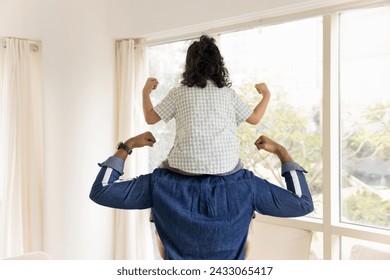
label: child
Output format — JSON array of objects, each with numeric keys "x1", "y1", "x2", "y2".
[{"x1": 142, "y1": 35, "x2": 271, "y2": 176}]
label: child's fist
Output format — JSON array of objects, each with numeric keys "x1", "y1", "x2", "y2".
[
  {"x1": 255, "y1": 83, "x2": 270, "y2": 96},
  {"x1": 143, "y1": 77, "x2": 159, "y2": 94}
]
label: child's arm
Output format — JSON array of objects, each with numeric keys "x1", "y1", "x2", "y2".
[
  {"x1": 246, "y1": 83, "x2": 271, "y2": 125},
  {"x1": 142, "y1": 77, "x2": 161, "y2": 125}
]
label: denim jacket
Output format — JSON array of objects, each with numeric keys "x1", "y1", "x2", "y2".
[{"x1": 90, "y1": 156, "x2": 314, "y2": 260}]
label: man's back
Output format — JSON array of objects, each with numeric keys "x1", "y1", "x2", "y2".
[{"x1": 151, "y1": 168, "x2": 254, "y2": 260}]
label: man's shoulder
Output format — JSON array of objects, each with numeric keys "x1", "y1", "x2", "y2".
[
  {"x1": 151, "y1": 168, "x2": 255, "y2": 183},
  {"x1": 224, "y1": 169, "x2": 255, "y2": 182}
]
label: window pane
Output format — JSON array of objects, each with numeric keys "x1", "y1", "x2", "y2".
[
  {"x1": 340, "y1": 7, "x2": 390, "y2": 230},
  {"x1": 147, "y1": 40, "x2": 191, "y2": 171},
  {"x1": 341, "y1": 236, "x2": 390, "y2": 260},
  {"x1": 310, "y1": 231, "x2": 323, "y2": 260},
  {"x1": 220, "y1": 17, "x2": 323, "y2": 218}
]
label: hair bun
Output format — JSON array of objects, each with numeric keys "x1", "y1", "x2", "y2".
[{"x1": 199, "y1": 35, "x2": 216, "y2": 45}]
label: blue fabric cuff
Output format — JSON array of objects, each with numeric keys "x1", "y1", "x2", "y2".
[
  {"x1": 98, "y1": 156, "x2": 125, "y2": 175},
  {"x1": 281, "y1": 162, "x2": 308, "y2": 176}
]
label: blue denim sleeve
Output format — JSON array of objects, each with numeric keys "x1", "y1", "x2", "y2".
[
  {"x1": 98, "y1": 156, "x2": 125, "y2": 175},
  {"x1": 252, "y1": 162, "x2": 314, "y2": 217},
  {"x1": 281, "y1": 161, "x2": 307, "y2": 175},
  {"x1": 90, "y1": 156, "x2": 153, "y2": 209}
]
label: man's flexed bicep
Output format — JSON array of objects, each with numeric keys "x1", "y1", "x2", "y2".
[
  {"x1": 252, "y1": 172, "x2": 314, "y2": 218},
  {"x1": 90, "y1": 166, "x2": 153, "y2": 210},
  {"x1": 252, "y1": 135, "x2": 314, "y2": 217}
]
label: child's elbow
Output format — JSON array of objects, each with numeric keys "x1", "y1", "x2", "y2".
[
  {"x1": 144, "y1": 111, "x2": 161, "y2": 125},
  {"x1": 246, "y1": 116, "x2": 260, "y2": 125},
  {"x1": 145, "y1": 117, "x2": 159, "y2": 125}
]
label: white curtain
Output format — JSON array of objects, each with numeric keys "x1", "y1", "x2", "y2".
[
  {"x1": 0, "y1": 38, "x2": 44, "y2": 258},
  {"x1": 114, "y1": 39, "x2": 154, "y2": 259}
]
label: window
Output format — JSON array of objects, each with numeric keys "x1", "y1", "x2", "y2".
[
  {"x1": 341, "y1": 236, "x2": 390, "y2": 259},
  {"x1": 147, "y1": 4, "x2": 390, "y2": 259},
  {"x1": 340, "y1": 7, "x2": 390, "y2": 230},
  {"x1": 219, "y1": 17, "x2": 323, "y2": 220}
]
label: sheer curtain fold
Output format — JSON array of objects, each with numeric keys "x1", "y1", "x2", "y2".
[
  {"x1": 0, "y1": 38, "x2": 44, "y2": 258},
  {"x1": 114, "y1": 39, "x2": 154, "y2": 259}
]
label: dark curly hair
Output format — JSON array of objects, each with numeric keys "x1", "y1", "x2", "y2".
[{"x1": 181, "y1": 35, "x2": 231, "y2": 88}]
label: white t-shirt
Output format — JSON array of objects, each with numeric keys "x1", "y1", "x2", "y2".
[{"x1": 154, "y1": 82, "x2": 252, "y2": 174}]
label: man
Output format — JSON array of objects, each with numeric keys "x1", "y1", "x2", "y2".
[{"x1": 90, "y1": 132, "x2": 314, "y2": 260}]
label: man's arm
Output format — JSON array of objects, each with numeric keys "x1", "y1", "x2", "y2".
[
  {"x1": 255, "y1": 135, "x2": 292, "y2": 164},
  {"x1": 142, "y1": 77, "x2": 161, "y2": 125},
  {"x1": 253, "y1": 135, "x2": 314, "y2": 217},
  {"x1": 89, "y1": 132, "x2": 156, "y2": 209},
  {"x1": 114, "y1": 131, "x2": 156, "y2": 160}
]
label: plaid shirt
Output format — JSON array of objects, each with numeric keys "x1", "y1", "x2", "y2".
[{"x1": 154, "y1": 82, "x2": 252, "y2": 174}]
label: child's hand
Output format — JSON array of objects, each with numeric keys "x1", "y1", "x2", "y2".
[
  {"x1": 255, "y1": 83, "x2": 270, "y2": 97},
  {"x1": 143, "y1": 77, "x2": 159, "y2": 95}
]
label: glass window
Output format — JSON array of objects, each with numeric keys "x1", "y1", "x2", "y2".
[
  {"x1": 219, "y1": 17, "x2": 323, "y2": 218},
  {"x1": 340, "y1": 6, "x2": 390, "y2": 230},
  {"x1": 341, "y1": 236, "x2": 390, "y2": 260},
  {"x1": 310, "y1": 231, "x2": 323, "y2": 260}
]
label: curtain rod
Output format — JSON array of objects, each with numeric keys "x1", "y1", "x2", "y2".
[{"x1": 0, "y1": 38, "x2": 40, "y2": 52}]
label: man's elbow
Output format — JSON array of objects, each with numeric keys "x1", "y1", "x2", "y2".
[
  {"x1": 89, "y1": 191, "x2": 107, "y2": 207},
  {"x1": 304, "y1": 198, "x2": 314, "y2": 214},
  {"x1": 89, "y1": 182, "x2": 104, "y2": 205},
  {"x1": 89, "y1": 188, "x2": 98, "y2": 203}
]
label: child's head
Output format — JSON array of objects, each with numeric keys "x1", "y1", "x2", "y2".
[{"x1": 181, "y1": 35, "x2": 231, "y2": 88}]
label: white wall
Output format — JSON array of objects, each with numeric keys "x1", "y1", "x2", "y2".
[
  {"x1": 1, "y1": 0, "x2": 115, "y2": 259},
  {"x1": 0, "y1": 0, "x2": 41, "y2": 38},
  {"x1": 40, "y1": 0, "x2": 115, "y2": 260},
  {"x1": 106, "y1": 0, "x2": 359, "y2": 40},
  {"x1": 106, "y1": 0, "x2": 308, "y2": 38}
]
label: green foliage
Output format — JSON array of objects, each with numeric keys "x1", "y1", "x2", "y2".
[
  {"x1": 237, "y1": 85, "x2": 323, "y2": 194},
  {"x1": 343, "y1": 189, "x2": 390, "y2": 227},
  {"x1": 343, "y1": 102, "x2": 390, "y2": 162}
]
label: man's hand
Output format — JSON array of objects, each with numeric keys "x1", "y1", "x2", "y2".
[
  {"x1": 254, "y1": 135, "x2": 293, "y2": 164},
  {"x1": 125, "y1": 131, "x2": 156, "y2": 149},
  {"x1": 115, "y1": 132, "x2": 156, "y2": 160},
  {"x1": 254, "y1": 135, "x2": 280, "y2": 154},
  {"x1": 143, "y1": 77, "x2": 159, "y2": 95}
]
